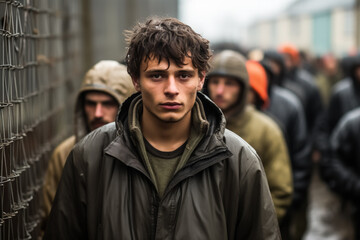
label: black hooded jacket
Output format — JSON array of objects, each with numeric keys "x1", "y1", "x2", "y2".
[
  {"x1": 321, "y1": 107, "x2": 360, "y2": 203},
  {"x1": 314, "y1": 55, "x2": 360, "y2": 154},
  {"x1": 320, "y1": 107, "x2": 360, "y2": 240},
  {"x1": 264, "y1": 50, "x2": 324, "y2": 137},
  {"x1": 261, "y1": 59, "x2": 311, "y2": 206}
]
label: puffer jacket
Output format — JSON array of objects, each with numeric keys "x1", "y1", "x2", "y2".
[
  {"x1": 321, "y1": 107, "x2": 360, "y2": 203},
  {"x1": 320, "y1": 107, "x2": 360, "y2": 240},
  {"x1": 44, "y1": 92, "x2": 281, "y2": 240},
  {"x1": 261, "y1": 57, "x2": 312, "y2": 207},
  {"x1": 204, "y1": 50, "x2": 293, "y2": 222},
  {"x1": 266, "y1": 85, "x2": 311, "y2": 206},
  {"x1": 283, "y1": 68, "x2": 324, "y2": 135},
  {"x1": 42, "y1": 60, "x2": 135, "y2": 226}
]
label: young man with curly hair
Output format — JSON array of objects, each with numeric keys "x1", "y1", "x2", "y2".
[{"x1": 44, "y1": 17, "x2": 280, "y2": 239}]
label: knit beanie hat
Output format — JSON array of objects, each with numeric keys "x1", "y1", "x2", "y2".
[{"x1": 246, "y1": 60, "x2": 269, "y2": 108}]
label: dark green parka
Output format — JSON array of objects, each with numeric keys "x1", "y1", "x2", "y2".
[{"x1": 44, "y1": 92, "x2": 280, "y2": 240}]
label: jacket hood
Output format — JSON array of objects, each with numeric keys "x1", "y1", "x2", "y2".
[
  {"x1": 259, "y1": 59, "x2": 275, "y2": 95},
  {"x1": 263, "y1": 50, "x2": 286, "y2": 86},
  {"x1": 116, "y1": 91, "x2": 226, "y2": 148},
  {"x1": 203, "y1": 50, "x2": 249, "y2": 116},
  {"x1": 75, "y1": 60, "x2": 136, "y2": 141}
]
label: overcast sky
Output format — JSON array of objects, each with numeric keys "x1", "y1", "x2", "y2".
[{"x1": 178, "y1": 0, "x2": 295, "y2": 45}]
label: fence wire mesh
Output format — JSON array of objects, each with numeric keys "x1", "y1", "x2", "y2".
[{"x1": 0, "y1": 0, "x2": 82, "y2": 239}]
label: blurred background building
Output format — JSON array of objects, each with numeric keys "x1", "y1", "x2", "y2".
[{"x1": 247, "y1": 0, "x2": 358, "y2": 57}]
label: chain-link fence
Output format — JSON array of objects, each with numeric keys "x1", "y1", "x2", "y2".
[{"x1": 0, "y1": 0, "x2": 82, "y2": 239}]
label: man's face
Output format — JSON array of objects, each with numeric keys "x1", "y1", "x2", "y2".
[
  {"x1": 283, "y1": 54, "x2": 294, "y2": 70},
  {"x1": 133, "y1": 56, "x2": 204, "y2": 124},
  {"x1": 84, "y1": 92, "x2": 119, "y2": 131},
  {"x1": 207, "y1": 76, "x2": 241, "y2": 113},
  {"x1": 269, "y1": 60, "x2": 281, "y2": 76}
]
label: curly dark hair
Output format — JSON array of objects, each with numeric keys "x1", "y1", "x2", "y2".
[{"x1": 125, "y1": 17, "x2": 212, "y2": 79}]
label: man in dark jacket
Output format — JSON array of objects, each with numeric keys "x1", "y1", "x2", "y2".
[
  {"x1": 261, "y1": 52, "x2": 311, "y2": 208},
  {"x1": 260, "y1": 53, "x2": 312, "y2": 240},
  {"x1": 278, "y1": 44, "x2": 324, "y2": 138},
  {"x1": 44, "y1": 17, "x2": 280, "y2": 239},
  {"x1": 315, "y1": 54, "x2": 360, "y2": 156},
  {"x1": 321, "y1": 107, "x2": 360, "y2": 240}
]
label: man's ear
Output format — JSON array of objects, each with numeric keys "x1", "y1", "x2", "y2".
[
  {"x1": 132, "y1": 77, "x2": 141, "y2": 92},
  {"x1": 197, "y1": 71, "x2": 206, "y2": 91}
]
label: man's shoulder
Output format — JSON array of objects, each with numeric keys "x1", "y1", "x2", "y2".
[
  {"x1": 243, "y1": 107, "x2": 283, "y2": 138},
  {"x1": 223, "y1": 129, "x2": 259, "y2": 161},
  {"x1": 223, "y1": 129, "x2": 265, "y2": 179},
  {"x1": 54, "y1": 135, "x2": 76, "y2": 153},
  {"x1": 335, "y1": 107, "x2": 360, "y2": 133},
  {"x1": 251, "y1": 108, "x2": 282, "y2": 130},
  {"x1": 51, "y1": 135, "x2": 76, "y2": 165},
  {"x1": 75, "y1": 122, "x2": 117, "y2": 153},
  {"x1": 273, "y1": 86, "x2": 302, "y2": 107},
  {"x1": 332, "y1": 78, "x2": 352, "y2": 95}
]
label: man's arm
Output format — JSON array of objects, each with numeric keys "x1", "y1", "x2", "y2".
[
  {"x1": 263, "y1": 124, "x2": 293, "y2": 223},
  {"x1": 236, "y1": 153, "x2": 281, "y2": 240}
]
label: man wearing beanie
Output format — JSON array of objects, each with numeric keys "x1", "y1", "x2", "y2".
[
  {"x1": 204, "y1": 50, "x2": 293, "y2": 223},
  {"x1": 41, "y1": 60, "x2": 136, "y2": 231}
]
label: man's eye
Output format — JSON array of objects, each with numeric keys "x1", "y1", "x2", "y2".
[
  {"x1": 225, "y1": 81, "x2": 237, "y2": 87},
  {"x1": 208, "y1": 79, "x2": 219, "y2": 85},
  {"x1": 151, "y1": 74, "x2": 162, "y2": 79},
  {"x1": 85, "y1": 101, "x2": 96, "y2": 107},
  {"x1": 102, "y1": 102, "x2": 118, "y2": 108},
  {"x1": 179, "y1": 73, "x2": 192, "y2": 80}
]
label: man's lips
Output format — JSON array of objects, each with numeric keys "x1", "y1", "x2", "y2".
[{"x1": 160, "y1": 102, "x2": 182, "y2": 110}]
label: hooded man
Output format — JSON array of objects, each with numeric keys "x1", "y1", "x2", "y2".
[
  {"x1": 321, "y1": 107, "x2": 360, "y2": 240},
  {"x1": 44, "y1": 17, "x2": 280, "y2": 239},
  {"x1": 255, "y1": 56, "x2": 313, "y2": 239},
  {"x1": 277, "y1": 44, "x2": 324, "y2": 142},
  {"x1": 203, "y1": 50, "x2": 293, "y2": 223},
  {"x1": 41, "y1": 60, "x2": 135, "y2": 228}
]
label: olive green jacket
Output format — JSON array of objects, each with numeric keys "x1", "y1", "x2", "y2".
[{"x1": 226, "y1": 105, "x2": 293, "y2": 222}]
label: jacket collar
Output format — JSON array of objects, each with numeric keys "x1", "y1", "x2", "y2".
[{"x1": 105, "y1": 92, "x2": 232, "y2": 191}]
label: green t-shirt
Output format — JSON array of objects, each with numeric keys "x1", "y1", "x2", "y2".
[
  {"x1": 128, "y1": 95, "x2": 209, "y2": 198},
  {"x1": 144, "y1": 138, "x2": 187, "y2": 197}
]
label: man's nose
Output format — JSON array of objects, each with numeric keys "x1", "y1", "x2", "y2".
[
  {"x1": 215, "y1": 83, "x2": 225, "y2": 95},
  {"x1": 164, "y1": 76, "x2": 179, "y2": 95},
  {"x1": 94, "y1": 103, "x2": 104, "y2": 118}
]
